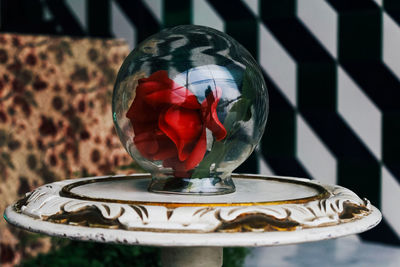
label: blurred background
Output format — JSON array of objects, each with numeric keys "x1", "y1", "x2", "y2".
[{"x1": 0, "y1": 0, "x2": 399, "y2": 266}]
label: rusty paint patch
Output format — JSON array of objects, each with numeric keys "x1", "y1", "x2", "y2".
[
  {"x1": 215, "y1": 212, "x2": 300, "y2": 232},
  {"x1": 14, "y1": 194, "x2": 30, "y2": 212},
  {"x1": 45, "y1": 205, "x2": 123, "y2": 229},
  {"x1": 339, "y1": 201, "x2": 369, "y2": 220},
  {"x1": 166, "y1": 209, "x2": 174, "y2": 220}
]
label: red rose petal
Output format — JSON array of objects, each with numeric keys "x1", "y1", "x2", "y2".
[
  {"x1": 202, "y1": 86, "x2": 227, "y2": 141},
  {"x1": 162, "y1": 128, "x2": 207, "y2": 173},
  {"x1": 159, "y1": 106, "x2": 203, "y2": 161},
  {"x1": 141, "y1": 70, "x2": 170, "y2": 83},
  {"x1": 183, "y1": 127, "x2": 207, "y2": 171},
  {"x1": 134, "y1": 71, "x2": 174, "y2": 100},
  {"x1": 127, "y1": 70, "x2": 228, "y2": 176},
  {"x1": 162, "y1": 157, "x2": 189, "y2": 177},
  {"x1": 137, "y1": 80, "x2": 168, "y2": 94},
  {"x1": 152, "y1": 134, "x2": 178, "y2": 160},
  {"x1": 134, "y1": 131, "x2": 177, "y2": 160},
  {"x1": 130, "y1": 122, "x2": 157, "y2": 136},
  {"x1": 134, "y1": 132, "x2": 159, "y2": 157},
  {"x1": 127, "y1": 95, "x2": 159, "y2": 124},
  {"x1": 145, "y1": 85, "x2": 200, "y2": 109}
]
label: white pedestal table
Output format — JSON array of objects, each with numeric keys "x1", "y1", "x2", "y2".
[{"x1": 4, "y1": 174, "x2": 381, "y2": 267}]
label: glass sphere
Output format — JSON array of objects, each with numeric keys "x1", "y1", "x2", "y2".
[{"x1": 112, "y1": 25, "x2": 268, "y2": 194}]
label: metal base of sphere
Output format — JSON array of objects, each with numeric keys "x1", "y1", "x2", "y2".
[{"x1": 148, "y1": 176, "x2": 236, "y2": 195}]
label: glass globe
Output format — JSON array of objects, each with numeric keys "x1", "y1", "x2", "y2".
[{"x1": 112, "y1": 25, "x2": 268, "y2": 195}]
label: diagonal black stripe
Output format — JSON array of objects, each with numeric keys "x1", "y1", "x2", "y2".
[
  {"x1": 87, "y1": 0, "x2": 111, "y2": 38},
  {"x1": 263, "y1": 157, "x2": 312, "y2": 179},
  {"x1": 326, "y1": 0, "x2": 378, "y2": 11},
  {"x1": 207, "y1": 0, "x2": 258, "y2": 58},
  {"x1": 207, "y1": 0, "x2": 255, "y2": 20},
  {"x1": 114, "y1": 0, "x2": 160, "y2": 43},
  {"x1": 328, "y1": 0, "x2": 400, "y2": 244},
  {"x1": 360, "y1": 217, "x2": 400, "y2": 245},
  {"x1": 260, "y1": 0, "x2": 296, "y2": 20},
  {"x1": 384, "y1": 0, "x2": 400, "y2": 26},
  {"x1": 260, "y1": 18, "x2": 332, "y2": 63},
  {"x1": 260, "y1": 0, "x2": 332, "y2": 64},
  {"x1": 45, "y1": 0, "x2": 86, "y2": 36},
  {"x1": 340, "y1": 63, "x2": 400, "y2": 183},
  {"x1": 235, "y1": 151, "x2": 259, "y2": 174},
  {"x1": 383, "y1": 114, "x2": 400, "y2": 180},
  {"x1": 337, "y1": 11, "x2": 381, "y2": 62},
  {"x1": 164, "y1": 0, "x2": 191, "y2": 27},
  {"x1": 0, "y1": 0, "x2": 56, "y2": 34},
  {"x1": 327, "y1": 0, "x2": 400, "y2": 182},
  {"x1": 327, "y1": 0, "x2": 400, "y2": 110},
  {"x1": 298, "y1": 60, "x2": 337, "y2": 112},
  {"x1": 261, "y1": 72, "x2": 312, "y2": 179},
  {"x1": 341, "y1": 63, "x2": 400, "y2": 111},
  {"x1": 262, "y1": 73, "x2": 297, "y2": 159},
  {"x1": 260, "y1": 9, "x2": 382, "y2": 206}
]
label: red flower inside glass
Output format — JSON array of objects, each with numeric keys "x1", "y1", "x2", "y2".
[{"x1": 126, "y1": 70, "x2": 227, "y2": 177}]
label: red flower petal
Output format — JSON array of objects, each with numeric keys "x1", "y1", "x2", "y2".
[
  {"x1": 161, "y1": 128, "x2": 206, "y2": 173},
  {"x1": 183, "y1": 127, "x2": 207, "y2": 171},
  {"x1": 127, "y1": 70, "x2": 228, "y2": 176},
  {"x1": 159, "y1": 106, "x2": 203, "y2": 161},
  {"x1": 141, "y1": 70, "x2": 169, "y2": 83},
  {"x1": 151, "y1": 133, "x2": 178, "y2": 160},
  {"x1": 144, "y1": 84, "x2": 200, "y2": 109},
  {"x1": 137, "y1": 80, "x2": 169, "y2": 95},
  {"x1": 127, "y1": 94, "x2": 159, "y2": 124},
  {"x1": 134, "y1": 131, "x2": 177, "y2": 160},
  {"x1": 134, "y1": 132, "x2": 159, "y2": 157},
  {"x1": 162, "y1": 157, "x2": 189, "y2": 177},
  {"x1": 202, "y1": 86, "x2": 227, "y2": 141}
]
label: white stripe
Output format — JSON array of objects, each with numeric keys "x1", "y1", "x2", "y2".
[
  {"x1": 258, "y1": 153, "x2": 274, "y2": 175},
  {"x1": 242, "y1": 0, "x2": 259, "y2": 17},
  {"x1": 381, "y1": 166, "x2": 400, "y2": 238},
  {"x1": 259, "y1": 24, "x2": 297, "y2": 107},
  {"x1": 338, "y1": 67, "x2": 382, "y2": 160},
  {"x1": 373, "y1": 0, "x2": 383, "y2": 7},
  {"x1": 383, "y1": 13, "x2": 400, "y2": 81},
  {"x1": 66, "y1": 0, "x2": 86, "y2": 30},
  {"x1": 296, "y1": 115, "x2": 337, "y2": 184},
  {"x1": 111, "y1": 1, "x2": 136, "y2": 49},
  {"x1": 142, "y1": 0, "x2": 163, "y2": 23},
  {"x1": 193, "y1": 0, "x2": 224, "y2": 32},
  {"x1": 297, "y1": 0, "x2": 338, "y2": 58}
]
